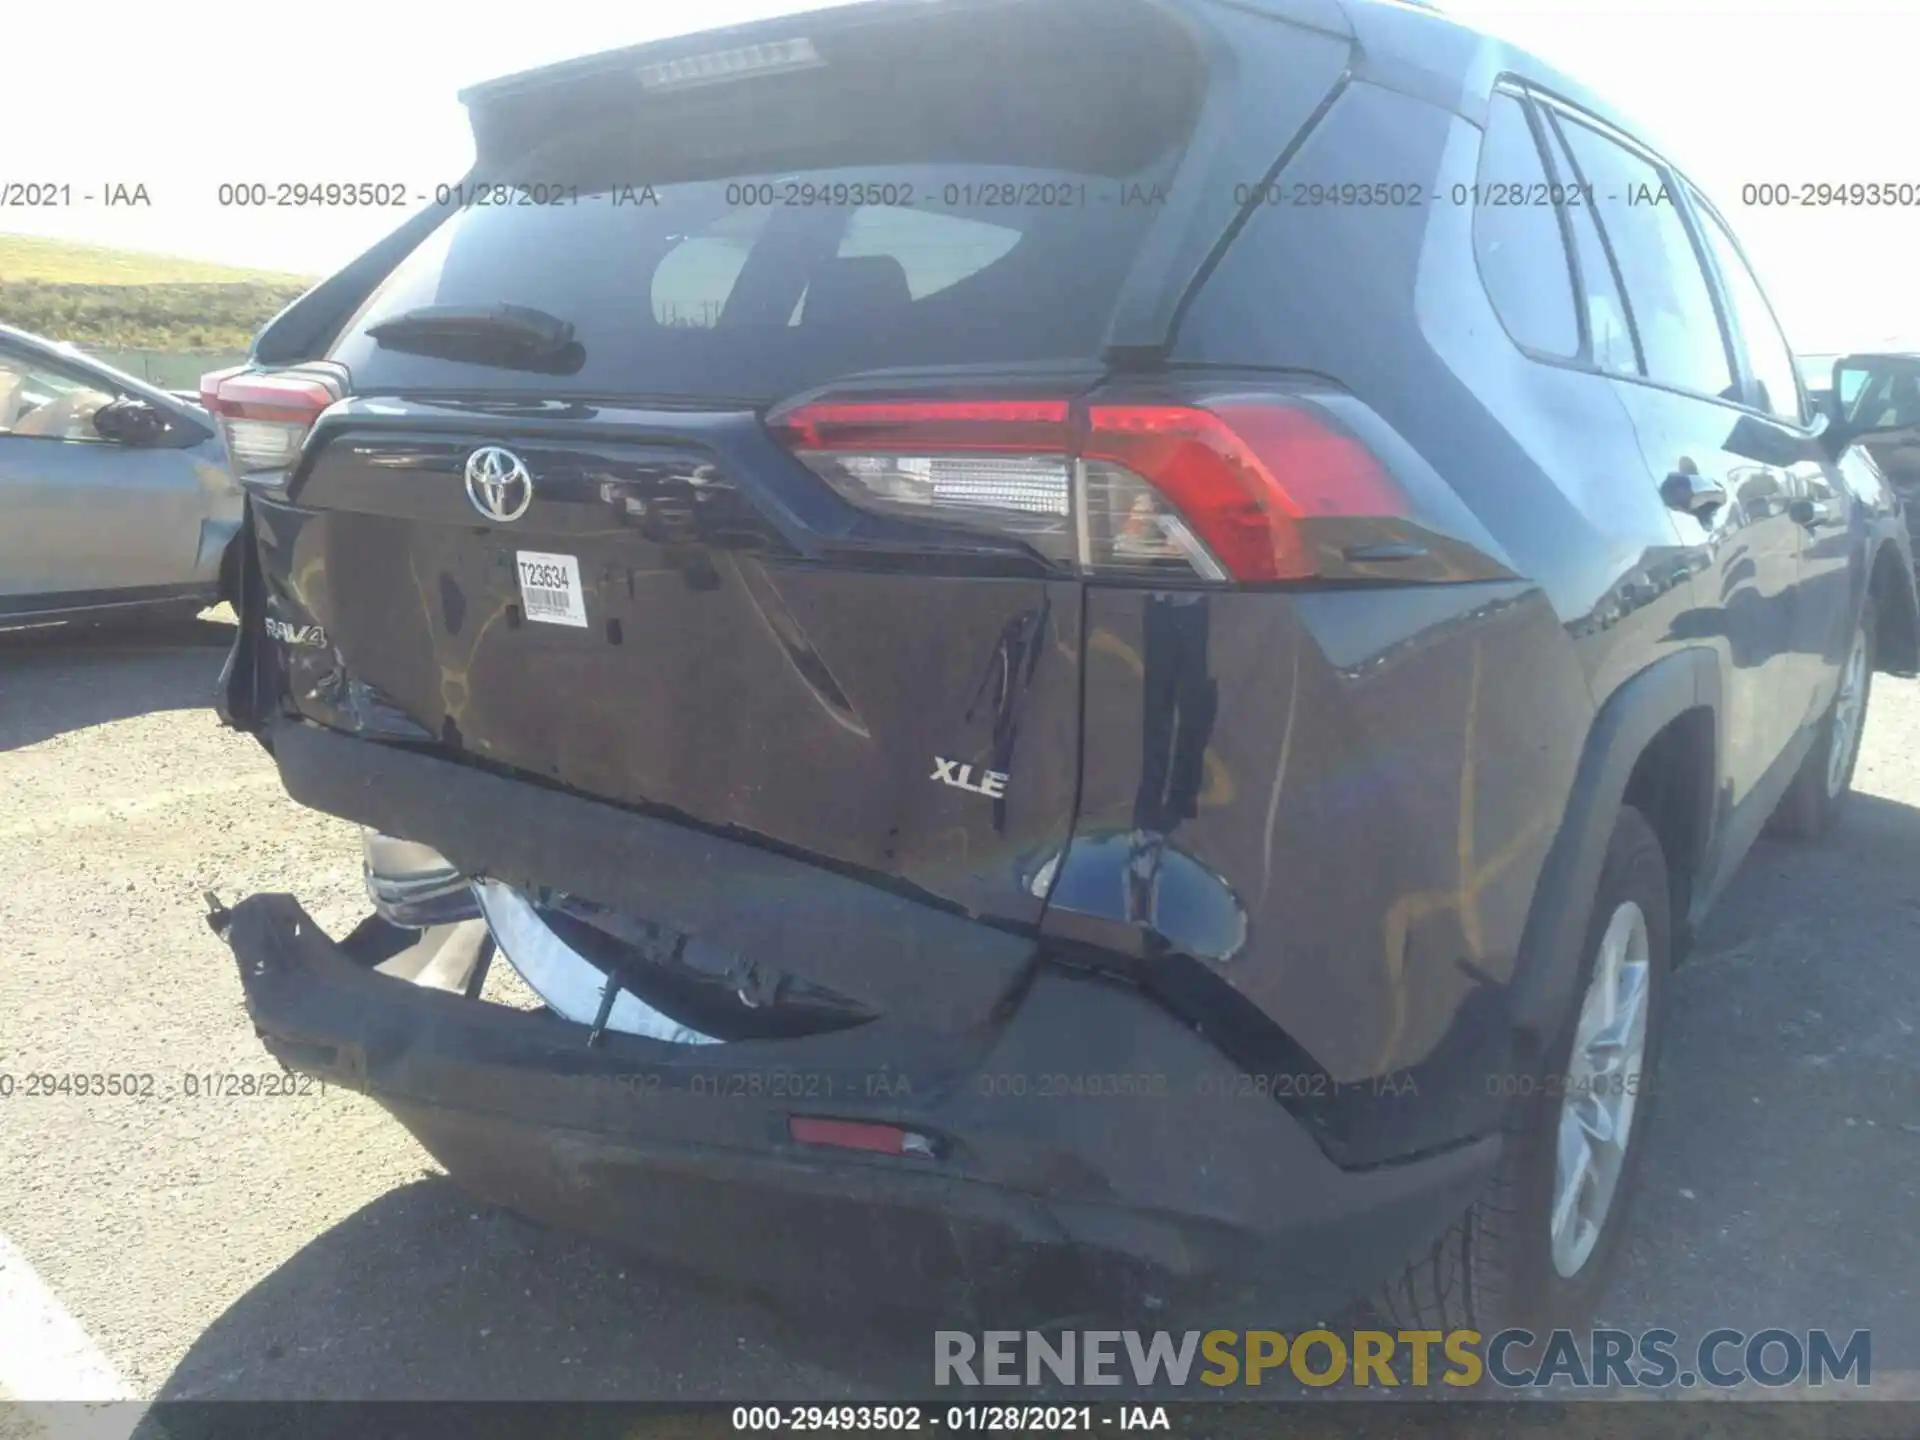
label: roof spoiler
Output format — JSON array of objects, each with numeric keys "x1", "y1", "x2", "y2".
[{"x1": 455, "y1": 0, "x2": 955, "y2": 109}]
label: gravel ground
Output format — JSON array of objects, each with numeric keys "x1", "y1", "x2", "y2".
[{"x1": 0, "y1": 613, "x2": 1915, "y2": 1409}]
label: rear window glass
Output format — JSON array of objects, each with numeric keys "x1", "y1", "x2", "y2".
[
  {"x1": 330, "y1": 6, "x2": 1205, "y2": 402},
  {"x1": 645, "y1": 196, "x2": 1026, "y2": 332},
  {"x1": 332, "y1": 171, "x2": 1165, "y2": 402}
]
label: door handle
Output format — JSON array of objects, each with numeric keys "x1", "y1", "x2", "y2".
[
  {"x1": 1790, "y1": 498, "x2": 1834, "y2": 530},
  {"x1": 1661, "y1": 470, "x2": 1728, "y2": 517}
]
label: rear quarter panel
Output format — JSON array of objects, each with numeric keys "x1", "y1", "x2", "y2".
[
  {"x1": 1096, "y1": 82, "x2": 1702, "y2": 1120},
  {"x1": 1073, "y1": 580, "x2": 1582, "y2": 1089}
]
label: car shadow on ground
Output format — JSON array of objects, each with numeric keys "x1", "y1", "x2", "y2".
[
  {"x1": 143, "y1": 1174, "x2": 940, "y2": 1407},
  {"x1": 0, "y1": 612, "x2": 234, "y2": 753},
  {"x1": 131, "y1": 1173, "x2": 1334, "y2": 1431}
]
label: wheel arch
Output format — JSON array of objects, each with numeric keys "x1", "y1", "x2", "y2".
[
  {"x1": 217, "y1": 530, "x2": 243, "y2": 608},
  {"x1": 1505, "y1": 648, "x2": 1719, "y2": 1068},
  {"x1": 1620, "y1": 707, "x2": 1715, "y2": 962},
  {"x1": 1867, "y1": 540, "x2": 1919, "y2": 678}
]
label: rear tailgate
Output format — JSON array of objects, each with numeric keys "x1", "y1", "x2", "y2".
[
  {"x1": 239, "y1": 0, "x2": 1354, "y2": 928},
  {"x1": 267, "y1": 402, "x2": 1083, "y2": 923}
]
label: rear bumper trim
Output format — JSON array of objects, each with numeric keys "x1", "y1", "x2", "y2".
[
  {"x1": 266, "y1": 719, "x2": 1037, "y2": 1034},
  {"x1": 219, "y1": 891, "x2": 1500, "y2": 1319}
]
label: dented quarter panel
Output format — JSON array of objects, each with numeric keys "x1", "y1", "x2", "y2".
[{"x1": 1051, "y1": 581, "x2": 1589, "y2": 1160}]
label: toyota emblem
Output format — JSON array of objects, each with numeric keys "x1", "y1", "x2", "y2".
[{"x1": 464, "y1": 446, "x2": 534, "y2": 522}]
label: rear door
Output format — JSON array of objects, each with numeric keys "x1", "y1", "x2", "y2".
[
  {"x1": 260, "y1": 0, "x2": 1351, "y2": 928},
  {"x1": 1542, "y1": 105, "x2": 1808, "y2": 816},
  {"x1": 1683, "y1": 185, "x2": 1858, "y2": 726}
]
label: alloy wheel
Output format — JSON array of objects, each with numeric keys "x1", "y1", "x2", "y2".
[{"x1": 1549, "y1": 899, "x2": 1652, "y2": 1279}]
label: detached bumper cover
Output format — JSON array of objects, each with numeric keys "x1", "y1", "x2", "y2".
[{"x1": 217, "y1": 893, "x2": 1498, "y2": 1319}]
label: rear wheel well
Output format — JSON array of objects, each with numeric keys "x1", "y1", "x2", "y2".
[
  {"x1": 218, "y1": 535, "x2": 242, "y2": 608},
  {"x1": 1869, "y1": 543, "x2": 1919, "y2": 676},
  {"x1": 1620, "y1": 707, "x2": 1713, "y2": 962}
]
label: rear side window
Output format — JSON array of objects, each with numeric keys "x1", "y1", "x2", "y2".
[
  {"x1": 1562, "y1": 199, "x2": 1639, "y2": 376},
  {"x1": 1472, "y1": 94, "x2": 1578, "y2": 357},
  {"x1": 1552, "y1": 116, "x2": 1734, "y2": 400},
  {"x1": 1540, "y1": 122, "x2": 1640, "y2": 376},
  {"x1": 1689, "y1": 195, "x2": 1804, "y2": 423},
  {"x1": 329, "y1": 3, "x2": 1209, "y2": 402}
]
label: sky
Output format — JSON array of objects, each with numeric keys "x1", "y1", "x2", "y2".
[{"x1": 3, "y1": 0, "x2": 1915, "y2": 353}]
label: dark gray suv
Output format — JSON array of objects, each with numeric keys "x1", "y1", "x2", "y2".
[{"x1": 205, "y1": 0, "x2": 1920, "y2": 1335}]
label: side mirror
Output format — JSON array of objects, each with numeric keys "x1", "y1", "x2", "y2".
[
  {"x1": 1831, "y1": 353, "x2": 1920, "y2": 439},
  {"x1": 92, "y1": 397, "x2": 168, "y2": 446}
]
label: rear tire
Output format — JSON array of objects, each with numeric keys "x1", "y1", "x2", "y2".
[
  {"x1": 1374, "y1": 805, "x2": 1670, "y2": 1339},
  {"x1": 1774, "y1": 604, "x2": 1875, "y2": 839}
]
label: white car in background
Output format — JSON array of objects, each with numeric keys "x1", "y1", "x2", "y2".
[{"x1": 0, "y1": 323, "x2": 241, "y2": 631}]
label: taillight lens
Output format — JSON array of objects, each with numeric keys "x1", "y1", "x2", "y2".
[
  {"x1": 1084, "y1": 403, "x2": 1405, "y2": 581},
  {"x1": 772, "y1": 398, "x2": 1082, "y2": 565},
  {"x1": 767, "y1": 394, "x2": 1405, "y2": 582},
  {"x1": 200, "y1": 367, "x2": 342, "y2": 488}
]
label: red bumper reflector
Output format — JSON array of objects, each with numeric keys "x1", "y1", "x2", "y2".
[{"x1": 789, "y1": 1116, "x2": 936, "y2": 1157}]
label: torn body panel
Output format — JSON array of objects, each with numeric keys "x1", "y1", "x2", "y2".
[
  {"x1": 210, "y1": 890, "x2": 1499, "y2": 1320},
  {"x1": 271, "y1": 719, "x2": 1038, "y2": 1036}
]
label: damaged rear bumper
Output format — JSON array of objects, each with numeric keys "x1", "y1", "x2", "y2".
[{"x1": 214, "y1": 890, "x2": 1498, "y2": 1322}]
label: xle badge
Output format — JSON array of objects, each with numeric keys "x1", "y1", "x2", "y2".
[{"x1": 932, "y1": 758, "x2": 1009, "y2": 799}]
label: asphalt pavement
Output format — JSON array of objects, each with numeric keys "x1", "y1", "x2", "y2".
[{"x1": 0, "y1": 614, "x2": 1914, "y2": 1412}]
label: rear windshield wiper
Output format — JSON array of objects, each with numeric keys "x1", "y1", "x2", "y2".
[{"x1": 365, "y1": 303, "x2": 584, "y2": 373}]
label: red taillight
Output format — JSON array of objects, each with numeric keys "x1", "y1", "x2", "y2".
[
  {"x1": 198, "y1": 364, "x2": 247, "y2": 413},
  {"x1": 200, "y1": 367, "x2": 341, "y2": 482},
  {"x1": 1084, "y1": 403, "x2": 1403, "y2": 581},
  {"x1": 201, "y1": 372, "x2": 336, "y2": 424},
  {"x1": 768, "y1": 398, "x2": 1070, "y2": 453},
  {"x1": 767, "y1": 393, "x2": 1405, "y2": 583}
]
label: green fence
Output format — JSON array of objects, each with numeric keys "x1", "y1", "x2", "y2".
[{"x1": 79, "y1": 347, "x2": 250, "y2": 391}]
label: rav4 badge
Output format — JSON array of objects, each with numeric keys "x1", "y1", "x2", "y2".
[
  {"x1": 932, "y1": 757, "x2": 1009, "y2": 799},
  {"x1": 264, "y1": 617, "x2": 328, "y2": 648}
]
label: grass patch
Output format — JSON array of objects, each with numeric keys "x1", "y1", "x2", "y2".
[
  {"x1": 0, "y1": 234, "x2": 315, "y2": 351},
  {"x1": 0, "y1": 280, "x2": 311, "y2": 350},
  {"x1": 0, "y1": 233, "x2": 312, "y2": 285}
]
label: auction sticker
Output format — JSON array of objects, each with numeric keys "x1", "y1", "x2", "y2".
[{"x1": 515, "y1": 551, "x2": 589, "y2": 628}]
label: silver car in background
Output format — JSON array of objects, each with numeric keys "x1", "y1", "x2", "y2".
[{"x1": 0, "y1": 323, "x2": 240, "y2": 631}]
